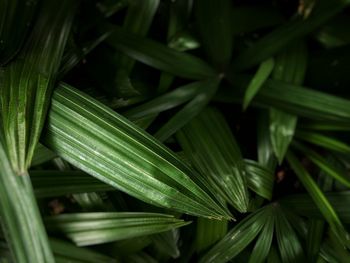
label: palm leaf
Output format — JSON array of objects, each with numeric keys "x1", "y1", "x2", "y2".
[
  {"x1": 42, "y1": 83, "x2": 231, "y2": 219},
  {"x1": 286, "y1": 151, "x2": 350, "y2": 248},
  {"x1": 243, "y1": 58, "x2": 274, "y2": 110},
  {"x1": 45, "y1": 212, "x2": 190, "y2": 246},
  {"x1": 269, "y1": 41, "x2": 307, "y2": 163},
  {"x1": 176, "y1": 107, "x2": 249, "y2": 212},
  {"x1": 0, "y1": 130, "x2": 54, "y2": 262},
  {"x1": 105, "y1": 25, "x2": 216, "y2": 79},
  {"x1": 0, "y1": 0, "x2": 77, "y2": 174},
  {"x1": 30, "y1": 170, "x2": 113, "y2": 198}
]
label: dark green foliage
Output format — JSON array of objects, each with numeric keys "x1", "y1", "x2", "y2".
[{"x1": 1, "y1": 0, "x2": 350, "y2": 262}]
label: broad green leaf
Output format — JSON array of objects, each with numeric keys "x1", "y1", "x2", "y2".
[
  {"x1": 73, "y1": 192, "x2": 108, "y2": 211},
  {"x1": 113, "y1": 236, "x2": 152, "y2": 256},
  {"x1": 281, "y1": 191, "x2": 350, "y2": 223},
  {"x1": 199, "y1": 206, "x2": 273, "y2": 263},
  {"x1": 245, "y1": 159, "x2": 274, "y2": 200},
  {"x1": 275, "y1": 204, "x2": 305, "y2": 263},
  {"x1": 124, "y1": 80, "x2": 203, "y2": 120},
  {"x1": 176, "y1": 107, "x2": 249, "y2": 212},
  {"x1": 292, "y1": 141, "x2": 350, "y2": 188},
  {"x1": 195, "y1": 0, "x2": 233, "y2": 69},
  {"x1": 30, "y1": 170, "x2": 113, "y2": 198},
  {"x1": 286, "y1": 151, "x2": 350, "y2": 248},
  {"x1": 0, "y1": 0, "x2": 76, "y2": 174},
  {"x1": 233, "y1": 0, "x2": 348, "y2": 70},
  {"x1": 124, "y1": 252, "x2": 157, "y2": 263},
  {"x1": 232, "y1": 5, "x2": 285, "y2": 35},
  {"x1": 155, "y1": 78, "x2": 220, "y2": 142},
  {"x1": 219, "y1": 75, "x2": 350, "y2": 123},
  {"x1": 248, "y1": 210, "x2": 274, "y2": 263},
  {"x1": 105, "y1": 25, "x2": 216, "y2": 79},
  {"x1": 0, "y1": 130, "x2": 54, "y2": 262},
  {"x1": 0, "y1": 0, "x2": 37, "y2": 65},
  {"x1": 114, "y1": 0, "x2": 159, "y2": 96},
  {"x1": 306, "y1": 219, "x2": 325, "y2": 263},
  {"x1": 195, "y1": 218, "x2": 228, "y2": 253},
  {"x1": 295, "y1": 130, "x2": 350, "y2": 153},
  {"x1": 45, "y1": 212, "x2": 190, "y2": 246},
  {"x1": 269, "y1": 41, "x2": 308, "y2": 164},
  {"x1": 243, "y1": 58, "x2": 274, "y2": 110},
  {"x1": 42, "y1": 83, "x2": 231, "y2": 219}
]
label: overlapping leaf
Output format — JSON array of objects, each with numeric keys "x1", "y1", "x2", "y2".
[
  {"x1": 0, "y1": 0, "x2": 77, "y2": 174},
  {"x1": 105, "y1": 25, "x2": 216, "y2": 79},
  {"x1": 176, "y1": 107, "x2": 249, "y2": 212},
  {"x1": 42, "y1": 83, "x2": 231, "y2": 219}
]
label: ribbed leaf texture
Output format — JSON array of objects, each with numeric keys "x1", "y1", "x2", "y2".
[{"x1": 42, "y1": 83, "x2": 231, "y2": 219}]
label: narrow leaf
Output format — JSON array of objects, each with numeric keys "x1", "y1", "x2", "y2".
[
  {"x1": 245, "y1": 159, "x2": 274, "y2": 200},
  {"x1": 45, "y1": 212, "x2": 190, "y2": 246},
  {"x1": 105, "y1": 25, "x2": 216, "y2": 79},
  {"x1": 243, "y1": 58, "x2": 274, "y2": 110},
  {"x1": 286, "y1": 151, "x2": 350, "y2": 248},
  {"x1": 269, "y1": 41, "x2": 308, "y2": 163},
  {"x1": 199, "y1": 206, "x2": 271, "y2": 263},
  {"x1": 30, "y1": 170, "x2": 113, "y2": 198},
  {"x1": 155, "y1": 78, "x2": 220, "y2": 142},
  {"x1": 292, "y1": 141, "x2": 350, "y2": 188}
]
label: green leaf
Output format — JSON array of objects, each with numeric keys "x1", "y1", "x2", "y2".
[
  {"x1": 45, "y1": 212, "x2": 190, "y2": 246},
  {"x1": 248, "y1": 209, "x2": 274, "y2": 263},
  {"x1": 295, "y1": 130, "x2": 350, "y2": 153},
  {"x1": 50, "y1": 238, "x2": 114, "y2": 263},
  {"x1": 155, "y1": 78, "x2": 220, "y2": 142},
  {"x1": 42, "y1": 83, "x2": 231, "y2": 219},
  {"x1": 257, "y1": 111, "x2": 277, "y2": 170},
  {"x1": 199, "y1": 206, "x2": 271, "y2": 263},
  {"x1": 269, "y1": 41, "x2": 308, "y2": 164},
  {"x1": 220, "y1": 75, "x2": 350, "y2": 123},
  {"x1": 30, "y1": 170, "x2": 113, "y2": 198},
  {"x1": 114, "y1": 0, "x2": 159, "y2": 96},
  {"x1": 0, "y1": 0, "x2": 77, "y2": 174},
  {"x1": 233, "y1": 0, "x2": 348, "y2": 70},
  {"x1": 267, "y1": 246, "x2": 281, "y2": 263},
  {"x1": 281, "y1": 191, "x2": 350, "y2": 223},
  {"x1": 286, "y1": 151, "x2": 350, "y2": 248},
  {"x1": 105, "y1": 25, "x2": 216, "y2": 79},
  {"x1": 306, "y1": 219, "x2": 325, "y2": 263},
  {"x1": 124, "y1": 80, "x2": 203, "y2": 120},
  {"x1": 195, "y1": 218, "x2": 228, "y2": 253},
  {"x1": 292, "y1": 141, "x2": 350, "y2": 188},
  {"x1": 245, "y1": 159, "x2": 274, "y2": 200},
  {"x1": 195, "y1": 0, "x2": 233, "y2": 69},
  {"x1": 243, "y1": 58, "x2": 274, "y2": 110},
  {"x1": 0, "y1": 130, "x2": 54, "y2": 262},
  {"x1": 176, "y1": 107, "x2": 249, "y2": 212},
  {"x1": 275, "y1": 204, "x2": 305, "y2": 263},
  {"x1": 320, "y1": 228, "x2": 350, "y2": 263}
]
